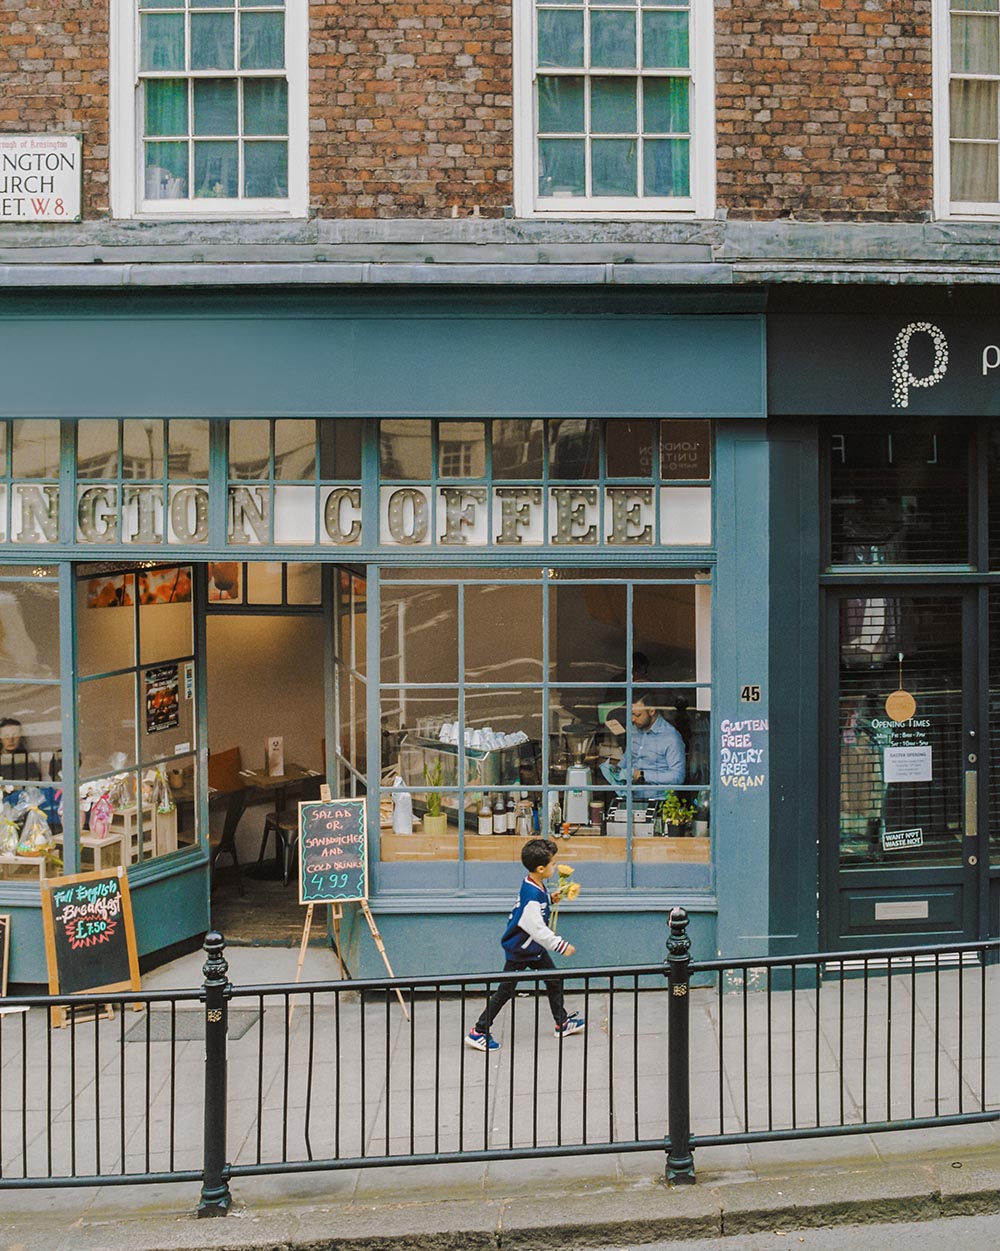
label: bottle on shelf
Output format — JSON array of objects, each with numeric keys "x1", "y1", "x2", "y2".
[
  {"x1": 505, "y1": 790, "x2": 517, "y2": 828},
  {"x1": 514, "y1": 805, "x2": 531, "y2": 838},
  {"x1": 548, "y1": 793, "x2": 562, "y2": 839},
  {"x1": 493, "y1": 793, "x2": 507, "y2": 834},
  {"x1": 478, "y1": 794, "x2": 493, "y2": 836},
  {"x1": 532, "y1": 801, "x2": 541, "y2": 834}
]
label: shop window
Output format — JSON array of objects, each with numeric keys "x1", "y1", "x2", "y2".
[
  {"x1": 828, "y1": 425, "x2": 970, "y2": 566},
  {"x1": 0, "y1": 422, "x2": 61, "y2": 546},
  {"x1": 75, "y1": 566, "x2": 200, "y2": 866},
  {"x1": 377, "y1": 567, "x2": 712, "y2": 891},
  {"x1": 76, "y1": 419, "x2": 211, "y2": 546},
  {"x1": 937, "y1": 0, "x2": 1000, "y2": 217},
  {"x1": 206, "y1": 560, "x2": 322, "y2": 607},
  {"x1": 0, "y1": 568, "x2": 62, "y2": 881},
  {"x1": 111, "y1": 0, "x2": 307, "y2": 218},
  {"x1": 227, "y1": 419, "x2": 363, "y2": 545},
  {"x1": 514, "y1": 0, "x2": 715, "y2": 217}
]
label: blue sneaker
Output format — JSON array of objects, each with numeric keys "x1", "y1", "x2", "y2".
[
  {"x1": 554, "y1": 1013, "x2": 585, "y2": 1038},
  {"x1": 465, "y1": 1029, "x2": 499, "y2": 1052}
]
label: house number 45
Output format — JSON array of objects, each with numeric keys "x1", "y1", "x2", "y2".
[{"x1": 740, "y1": 685, "x2": 761, "y2": 703}]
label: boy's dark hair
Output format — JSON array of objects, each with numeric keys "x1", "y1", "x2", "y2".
[{"x1": 521, "y1": 838, "x2": 557, "y2": 872}]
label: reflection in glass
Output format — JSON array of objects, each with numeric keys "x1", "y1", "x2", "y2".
[
  {"x1": 123, "y1": 420, "x2": 165, "y2": 479},
  {"x1": 380, "y1": 582, "x2": 458, "y2": 685},
  {"x1": 77, "y1": 575, "x2": 136, "y2": 677},
  {"x1": 229, "y1": 419, "x2": 271, "y2": 479},
  {"x1": 0, "y1": 683, "x2": 61, "y2": 783},
  {"x1": 77, "y1": 420, "x2": 119, "y2": 478},
  {"x1": 320, "y1": 419, "x2": 363, "y2": 479},
  {"x1": 606, "y1": 419, "x2": 655, "y2": 477},
  {"x1": 78, "y1": 673, "x2": 137, "y2": 777},
  {"x1": 464, "y1": 582, "x2": 543, "y2": 682},
  {"x1": 275, "y1": 419, "x2": 316, "y2": 479},
  {"x1": 12, "y1": 420, "x2": 59, "y2": 478},
  {"x1": 549, "y1": 419, "x2": 599, "y2": 479},
  {"x1": 0, "y1": 581, "x2": 59, "y2": 679},
  {"x1": 168, "y1": 419, "x2": 210, "y2": 479},
  {"x1": 548, "y1": 581, "x2": 626, "y2": 683},
  {"x1": 492, "y1": 419, "x2": 545, "y2": 479},
  {"x1": 380, "y1": 420, "x2": 432, "y2": 480},
  {"x1": 438, "y1": 421, "x2": 485, "y2": 478}
]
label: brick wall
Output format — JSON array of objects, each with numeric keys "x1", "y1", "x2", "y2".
[
  {"x1": 715, "y1": 0, "x2": 934, "y2": 221},
  {"x1": 309, "y1": 1, "x2": 513, "y2": 218},
  {"x1": 0, "y1": 0, "x2": 109, "y2": 215}
]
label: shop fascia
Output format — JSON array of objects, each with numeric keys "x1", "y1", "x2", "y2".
[{"x1": 8, "y1": 481, "x2": 705, "y2": 547}]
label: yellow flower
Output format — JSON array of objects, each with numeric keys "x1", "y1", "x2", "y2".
[
  {"x1": 556, "y1": 864, "x2": 574, "y2": 876},
  {"x1": 565, "y1": 881, "x2": 581, "y2": 901}
]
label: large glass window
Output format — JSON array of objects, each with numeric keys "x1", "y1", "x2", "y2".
[
  {"x1": 518, "y1": 0, "x2": 714, "y2": 215},
  {"x1": 0, "y1": 567, "x2": 63, "y2": 881},
  {"x1": 378, "y1": 567, "x2": 712, "y2": 889},
  {"x1": 76, "y1": 565, "x2": 200, "y2": 866}
]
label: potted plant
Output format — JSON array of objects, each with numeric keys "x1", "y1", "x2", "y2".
[
  {"x1": 660, "y1": 791, "x2": 696, "y2": 837},
  {"x1": 422, "y1": 759, "x2": 448, "y2": 837}
]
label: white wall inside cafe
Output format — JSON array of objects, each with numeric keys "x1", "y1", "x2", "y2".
[{"x1": 206, "y1": 616, "x2": 325, "y2": 774}]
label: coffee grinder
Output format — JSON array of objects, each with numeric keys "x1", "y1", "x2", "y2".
[{"x1": 563, "y1": 723, "x2": 595, "y2": 825}]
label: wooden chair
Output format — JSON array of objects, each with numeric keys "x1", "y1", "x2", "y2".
[
  {"x1": 258, "y1": 775, "x2": 324, "y2": 886},
  {"x1": 207, "y1": 747, "x2": 246, "y2": 893}
]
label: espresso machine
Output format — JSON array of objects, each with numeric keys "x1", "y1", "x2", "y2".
[{"x1": 563, "y1": 723, "x2": 595, "y2": 825}]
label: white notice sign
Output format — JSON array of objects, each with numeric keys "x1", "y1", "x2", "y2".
[
  {"x1": 0, "y1": 135, "x2": 81, "y2": 222},
  {"x1": 884, "y1": 746, "x2": 932, "y2": 784}
]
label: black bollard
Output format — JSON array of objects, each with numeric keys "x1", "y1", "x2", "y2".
[
  {"x1": 198, "y1": 930, "x2": 232, "y2": 1217},
  {"x1": 666, "y1": 906, "x2": 695, "y2": 1184}
]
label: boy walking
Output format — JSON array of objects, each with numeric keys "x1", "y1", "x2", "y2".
[{"x1": 466, "y1": 838, "x2": 585, "y2": 1052}]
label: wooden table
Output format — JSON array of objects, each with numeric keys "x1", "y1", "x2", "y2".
[{"x1": 239, "y1": 763, "x2": 320, "y2": 879}]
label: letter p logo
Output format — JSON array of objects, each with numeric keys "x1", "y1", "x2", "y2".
[{"x1": 892, "y1": 322, "x2": 949, "y2": 409}]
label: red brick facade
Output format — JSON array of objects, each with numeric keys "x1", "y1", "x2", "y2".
[
  {"x1": 0, "y1": 0, "x2": 938, "y2": 222},
  {"x1": 715, "y1": 0, "x2": 934, "y2": 221}
]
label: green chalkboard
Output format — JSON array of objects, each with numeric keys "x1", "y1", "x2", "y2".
[
  {"x1": 41, "y1": 868, "x2": 140, "y2": 999},
  {"x1": 298, "y1": 799, "x2": 367, "y2": 905}
]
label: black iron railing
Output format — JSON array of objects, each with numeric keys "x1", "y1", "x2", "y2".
[{"x1": 0, "y1": 916, "x2": 997, "y2": 1215}]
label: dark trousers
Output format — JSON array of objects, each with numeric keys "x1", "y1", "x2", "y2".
[{"x1": 475, "y1": 951, "x2": 566, "y2": 1034}]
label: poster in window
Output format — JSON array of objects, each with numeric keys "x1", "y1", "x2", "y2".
[
  {"x1": 208, "y1": 562, "x2": 242, "y2": 602},
  {"x1": 145, "y1": 665, "x2": 180, "y2": 735},
  {"x1": 87, "y1": 574, "x2": 134, "y2": 609},
  {"x1": 138, "y1": 567, "x2": 192, "y2": 605}
]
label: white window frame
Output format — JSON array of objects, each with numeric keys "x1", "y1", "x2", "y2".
[
  {"x1": 110, "y1": 0, "x2": 308, "y2": 220},
  {"x1": 933, "y1": 0, "x2": 1000, "y2": 220},
  {"x1": 513, "y1": 0, "x2": 715, "y2": 219}
]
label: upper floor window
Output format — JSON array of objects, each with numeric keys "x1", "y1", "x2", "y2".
[
  {"x1": 514, "y1": 0, "x2": 714, "y2": 217},
  {"x1": 938, "y1": 0, "x2": 1000, "y2": 216},
  {"x1": 111, "y1": 0, "x2": 307, "y2": 218}
]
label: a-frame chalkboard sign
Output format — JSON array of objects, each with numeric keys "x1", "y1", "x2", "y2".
[{"x1": 40, "y1": 867, "x2": 141, "y2": 1027}]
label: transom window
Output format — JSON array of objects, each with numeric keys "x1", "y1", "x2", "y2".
[{"x1": 515, "y1": 0, "x2": 714, "y2": 216}]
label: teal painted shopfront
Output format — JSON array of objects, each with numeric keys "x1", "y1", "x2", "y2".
[{"x1": 0, "y1": 290, "x2": 772, "y2": 984}]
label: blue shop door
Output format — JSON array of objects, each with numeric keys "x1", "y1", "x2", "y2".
[{"x1": 823, "y1": 589, "x2": 984, "y2": 948}]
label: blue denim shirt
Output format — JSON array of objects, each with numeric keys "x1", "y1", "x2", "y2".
[{"x1": 626, "y1": 714, "x2": 685, "y2": 796}]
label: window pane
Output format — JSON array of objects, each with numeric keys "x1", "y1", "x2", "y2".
[
  {"x1": 590, "y1": 9, "x2": 636, "y2": 67},
  {"x1": 78, "y1": 575, "x2": 136, "y2": 677},
  {"x1": 952, "y1": 14, "x2": 999, "y2": 75},
  {"x1": 145, "y1": 79, "x2": 188, "y2": 137},
  {"x1": 145, "y1": 141, "x2": 188, "y2": 199},
  {"x1": 122, "y1": 419, "x2": 165, "y2": 479},
  {"x1": 141, "y1": 0, "x2": 183, "y2": 7},
  {"x1": 464, "y1": 583, "x2": 543, "y2": 682},
  {"x1": 0, "y1": 582, "x2": 59, "y2": 679},
  {"x1": 660, "y1": 419, "x2": 711, "y2": 480},
  {"x1": 643, "y1": 76, "x2": 689, "y2": 133},
  {"x1": 537, "y1": 75, "x2": 584, "y2": 132},
  {"x1": 438, "y1": 421, "x2": 485, "y2": 478},
  {"x1": 952, "y1": 141, "x2": 998, "y2": 200},
  {"x1": 492, "y1": 419, "x2": 545, "y2": 479},
  {"x1": 951, "y1": 79, "x2": 998, "y2": 140},
  {"x1": 194, "y1": 139, "x2": 239, "y2": 197},
  {"x1": 380, "y1": 419, "x2": 431, "y2": 479},
  {"x1": 537, "y1": 9, "x2": 584, "y2": 67},
  {"x1": 243, "y1": 141, "x2": 288, "y2": 196},
  {"x1": 319, "y1": 419, "x2": 363, "y2": 479},
  {"x1": 591, "y1": 77, "x2": 637, "y2": 133},
  {"x1": 193, "y1": 79, "x2": 238, "y2": 136},
  {"x1": 168, "y1": 419, "x2": 210, "y2": 479},
  {"x1": 78, "y1": 673, "x2": 137, "y2": 776},
  {"x1": 644, "y1": 137, "x2": 689, "y2": 195},
  {"x1": 139, "y1": 571, "x2": 193, "y2": 665},
  {"x1": 229, "y1": 420, "x2": 270, "y2": 478},
  {"x1": 246, "y1": 561, "x2": 282, "y2": 602},
  {"x1": 549, "y1": 419, "x2": 599, "y2": 479},
  {"x1": 77, "y1": 420, "x2": 118, "y2": 479},
  {"x1": 592, "y1": 138, "x2": 637, "y2": 195},
  {"x1": 607, "y1": 419, "x2": 655, "y2": 477},
  {"x1": 275, "y1": 419, "x2": 316, "y2": 479},
  {"x1": 0, "y1": 684, "x2": 61, "y2": 784},
  {"x1": 12, "y1": 420, "x2": 59, "y2": 478},
  {"x1": 240, "y1": 11, "x2": 285, "y2": 68},
  {"x1": 380, "y1": 583, "x2": 458, "y2": 684},
  {"x1": 287, "y1": 562, "x2": 322, "y2": 605},
  {"x1": 140, "y1": 13, "x2": 185, "y2": 70},
  {"x1": 243, "y1": 77, "x2": 288, "y2": 134},
  {"x1": 538, "y1": 138, "x2": 586, "y2": 195},
  {"x1": 191, "y1": 12, "x2": 235, "y2": 69},
  {"x1": 642, "y1": 9, "x2": 689, "y2": 68}
]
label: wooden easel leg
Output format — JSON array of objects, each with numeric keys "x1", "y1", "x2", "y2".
[
  {"x1": 331, "y1": 903, "x2": 345, "y2": 980},
  {"x1": 359, "y1": 899, "x2": 410, "y2": 1022},
  {"x1": 287, "y1": 902, "x2": 315, "y2": 1025}
]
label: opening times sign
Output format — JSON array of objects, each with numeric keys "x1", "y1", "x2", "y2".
[{"x1": 0, "y1": 136, "x2": 81, "y2": 222}]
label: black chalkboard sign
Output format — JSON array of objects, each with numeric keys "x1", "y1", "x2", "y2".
[
  {"x1": 40, "y1": 868, "x2": 140, "y2": 1000},
  {"x1": 298, "y1": 799, "x2": 367, "y2": 904}
]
